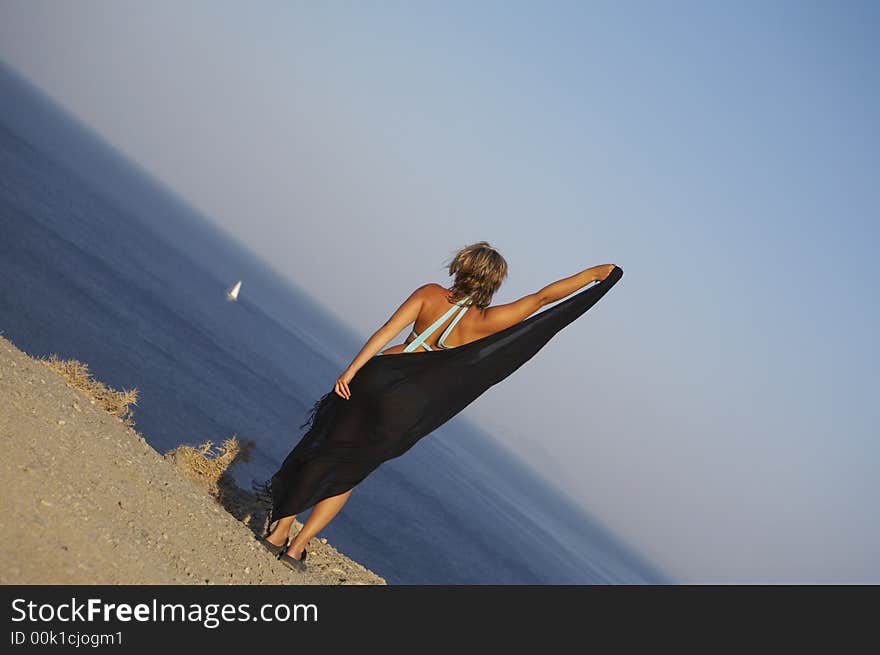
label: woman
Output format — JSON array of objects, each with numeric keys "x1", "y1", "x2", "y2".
[{"x1": 257, "y1": 241, "x2": 622, "y2": 572}]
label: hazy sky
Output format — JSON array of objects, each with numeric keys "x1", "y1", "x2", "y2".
[{"x1": 1, "y1": 1, "x2": 877, "y2": 583}]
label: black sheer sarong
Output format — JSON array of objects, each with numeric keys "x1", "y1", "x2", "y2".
[{"x1": 259, "y1": 266, "x2": 623, "y2": 527}]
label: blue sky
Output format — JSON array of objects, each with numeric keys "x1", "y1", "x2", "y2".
[{"x1": 1, "y1": 0, "x2": 877, "y2": 582}]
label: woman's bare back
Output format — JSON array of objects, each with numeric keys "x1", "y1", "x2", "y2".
[{"x1": 379, "y1": 283, "x2": 545, "y2": 355}]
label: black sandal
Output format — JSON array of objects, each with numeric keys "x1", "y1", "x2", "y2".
[
  {"x1": 256, "y1": 533, "x2": 289, "y2": 558},
  {"x1": 279, "y1": 546, "x2": 308, "y2": 572}
]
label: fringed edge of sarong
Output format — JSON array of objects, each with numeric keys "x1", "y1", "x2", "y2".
[
  {"x1": 251, "y1": 389, "x2": 336, "y2": 535},
  {"x1": 299, "y1": 389, "x2": 334, "y2": 431}
]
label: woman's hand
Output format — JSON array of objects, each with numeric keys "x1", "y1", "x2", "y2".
[{"x1": 334, "y1": 369, "x2": 355, "y2": 400}]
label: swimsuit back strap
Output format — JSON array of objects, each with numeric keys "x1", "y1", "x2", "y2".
[
  {"x1": 403, "y1": 297, "x2": 471, "y2": 353},
  {"x1": 403, "y1": 303, "x2": 463, "y2": 352},
  {"x1": 437, "y1": 305, "x2": 470, "y2": 348}
]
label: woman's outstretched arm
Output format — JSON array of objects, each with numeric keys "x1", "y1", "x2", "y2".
[
  {"x1": 477, "y1": 263, "x2": 618, "y2": 339},
  {"x1": 536, "y1": 263, "x2": 618, "y2": 304}
]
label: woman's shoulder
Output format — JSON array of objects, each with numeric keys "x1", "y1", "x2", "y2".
[
  {"x1": 411, "y1": 283, "x2": 466, "y2": 310},
  {"x1": 413, "y1": 282, "x2": 448, "y2": 298}
]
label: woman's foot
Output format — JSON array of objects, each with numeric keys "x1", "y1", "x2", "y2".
[
  {"x1": 264, "y1": 531, "x2": 287, "y2": 548},
  {"x1": 282, "y1": 543, "x2": 306, "y2": 560},
  {"x1": 256, "y1": 533, "x2": 288, "y2": 557},
  {"x1": 279, "y1": 543, "x2": 308, "y2": 572}
]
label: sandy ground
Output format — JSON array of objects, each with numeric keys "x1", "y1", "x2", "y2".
[{"x1": 0, "y1": 335, "x2": 385, "y2": 585}]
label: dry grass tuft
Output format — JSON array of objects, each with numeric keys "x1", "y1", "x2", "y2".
[
  {"x1": 163, "y1": 436, "x2": 251, "y2": 494},
  {"x1": 163, "y1": 436, "x2": 268, "y2": 530},
  {"x1": 40, "y1": 355, "x2": 138, "y2": 427}
]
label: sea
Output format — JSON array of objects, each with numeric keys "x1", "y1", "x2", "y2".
[{"x1": 0, "y1": 62, "x2": 670, "y2": 584}]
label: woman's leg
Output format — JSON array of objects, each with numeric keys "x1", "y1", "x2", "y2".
[
  {"x1": 265, "y1": 514, "x2": 297, "y2": 547},
  {"x1": 284, "y1": 488, "x2": 353, "y2": 559}
]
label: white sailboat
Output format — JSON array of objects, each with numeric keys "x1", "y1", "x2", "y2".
[{"x1": 226, "y1": 280, "x2": 242, "y2": 302}]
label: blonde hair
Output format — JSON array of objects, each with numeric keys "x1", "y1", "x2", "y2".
[{"x1": 443, "y1": 241, "x2": 508, "y2": 309}]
